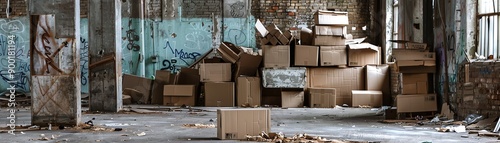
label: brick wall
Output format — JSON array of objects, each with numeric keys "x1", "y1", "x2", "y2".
[
  {"x1": 0, "y1": 0, "x2": 27, "y2": 18},
  {"x1": 182, "y1": 0, "x2": 221, "y2": 18},
  {"x1": 252, "y1": 0, "x2": 371, "y2": 39},
  {"x1": 455, "y1": 61, "x2": 500, "y2": 119},
  {"x1": 81, "y1": 0, "x2": 88, "y2": 18}
]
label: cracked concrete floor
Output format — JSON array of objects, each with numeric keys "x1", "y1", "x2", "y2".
[{"x1": 0, "y1": 105, "x2": 499, "y2": 143}]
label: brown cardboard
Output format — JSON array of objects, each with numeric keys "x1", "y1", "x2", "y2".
[
  {"x1": 366, "y1": 65, "x2": 390, "y2": 105},
  {"x1": 309, "y1": 67, "x2": 365, "y2": 106},
  {"x1": 281, "y1": 91, "x2": 304, "y2": 108},
  {"x1": 205, "y1": 82, "x2": 235, "y2": 107},
  {"x1": 314, "y1": 25, "x2": 346, "y2": 36},
  {"x1": 397, "y1": 94, "x2": 437, "y2": 113},
  {"x1": 263, "y1": 45, "x2": 290, "y2": 68},
  {"x1": 199, "y1": 63, "x2": 232, "y2": 82},
  {"x1": 275, "y1": 32, "x2": 290, "y2": 45},
  {"x1": 320, "y1": 46, "x2": 347, "y2": 66},
  {"x1": 309, "y1": 88, "x2": 336, "y2": 108},
  {"x1": 314, "y1": 10, "x2": 349, "y2": 25},
  {"x1": 234, "y1": 53, "x2": 263, "y2": 79},
  {"x1": 300, "y1": 27, "x2": 314, "y2": 45},
  {"x1": 348, "y1": 43, "x2": 380, "y2": 67},
  {"x1": 313, "y1": 36, "x2": 345, "y2": 46},
  {"x1": 261, "y1": 88, "x2": 282, "y2": 106},
  {"x1": 163, "y1": 85, "x2": 195, "y2": 97},
  {"x1": 218, "y1": 42, "x2": 242, "y2": 64},
  {"x1": 162, "y1": 85, "x2": 196, "y2": 106},
  {"x1": 151, "y1": 70, "x2": 176, "y2": 105},
  {"x1": 402, "y1": 73, "x2": 428, "y2": 94},
  {"x1": 392, "y1": 49, "x2": 435, "y2": 61},
  {"x1": 122, "y1": 74, "x2": 153, "y2": 104},
  {"x1": 255, "y1": 19, "x2": 269, "y2": 37},
  {"x1": 351, "y1": 90, "x2": 383, "y2": 108},
  {"x1": 294, "y1": 45, "x2": 319, "y2": 66},
  {"x1": 266, "y1": 34, "x2": 280, "y2": 45},
  {"x1": 266, "y1": 23, "x2": 280, "y2": 36},
  {"x1": 283, "y1": 30, "x2": 293, "y2": 40},
  {"x1": 217, "y1": 108, "x2": 270, "y2": 140},
  {"x1": 175, "y1": 68, "x2": 200, "y2": 86},
  {"x1": 237, "y1": 77, "x2": 261, "y2": 107}
]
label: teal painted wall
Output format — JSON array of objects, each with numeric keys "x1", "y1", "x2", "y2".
[{"x1": 0, "y1": 15, "x2": 256, "y2": 93}]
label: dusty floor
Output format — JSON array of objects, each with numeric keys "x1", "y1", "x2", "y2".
[{"x1": 0, "y1": 105, "x2": 498, "y2": 143}]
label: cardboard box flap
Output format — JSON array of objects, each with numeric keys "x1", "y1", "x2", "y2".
[
  {"x1": 348, "y1": 43, "x2": 379, "y2": 51},
  {"x1": 351, "y1": 90, "x2": 382, "y2": 95},
  {"x1": 235, "y1": 53, "x2": 263, "y2": 78},
  {"x1": 255, "y1": 19, "x2": 269, "y2": 37},
  {"x1": 163, "y1": 85, "x2": 195, "y2": 97},
  {"x1": 218, "y1": 42, "x2": 242, "y2": 63}
]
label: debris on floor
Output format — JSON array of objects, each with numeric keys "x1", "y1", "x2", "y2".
[
  {"x1": 245, "y1": 132, "x2": 374, "y2": 143},
  {"x1": 435, "y1": 125, "x2": 466, "y2": 133},
  {"x1": 137, "y1": 132, "x2": 146, "y2": 136},
  {"x1": 182, "y1": 123, "x2": 216, "y2": 128}
]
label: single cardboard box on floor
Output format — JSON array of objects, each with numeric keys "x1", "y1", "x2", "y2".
[
  {"x1": 320, "y1": 46, "x2": 347, "y2": 66},
  {"x1": 397, "y1": 94, "x2": 437, "y2": 113},
  {"x1": 401, "y1": 73, "x2": 428, "y2": 94},
  {"x1": 205, "y1": 82, "x2": 235, "y2": 107},
  {"x1": 163, "y1": 85, "x2": 196, "y2": 106},
  {"x1": 309, "y1": 67, "x2": 365, "y2": 106},
  {"x1": 348, "y1": 43, "x2": 380, "y2": 67},
  {"x1": 281, "y1": 91, "x2": 304, "y2": 108},
  {"x1": 123, "y1": 74, "x2": 153, "y2": 104},
  {"x1": 263, "y1": 45, "x2": 290, "y2": 68},
  {"x1": 217, "y1": 108, "x2": 271, "y2": 140},
  {"x1": 199, "y1": 63, "x2": 232, "y2": 82},
  {"x1": 314, "y1": 10, "x2": 349, "y2": 25},
  {"x1": 294, "y1": 45, "x2": 319, "y2": 66},
  {"x1": 309, "y1": 88, "x2": 336, "y2": 108},
  {"x1": 237, "y1": 77, "x2": 261, "y2": 107},
  {"x1": 351, "y1": 90, "x2": 383, "y2": 108}
]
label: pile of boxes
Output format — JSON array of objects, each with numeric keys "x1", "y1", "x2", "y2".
[{"x1": 393, "y1": 45, "x2": 437, "y2": 113}]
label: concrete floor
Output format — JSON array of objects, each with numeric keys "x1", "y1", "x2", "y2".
[{"x1": 0, "y1": 105, "x2": 498, "y2": 143}]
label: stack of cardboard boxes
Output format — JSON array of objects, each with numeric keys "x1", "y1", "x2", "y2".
[{"x1": 393, "y1": 45, "x2": 437, "y2": 113}]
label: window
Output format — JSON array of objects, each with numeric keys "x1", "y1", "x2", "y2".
[
  {"x1": 393, "y1": 0, "x2": 399, "y2": 48},
  {"x1": 478, "y1": 0, "x2": 500, "y2": 59}
]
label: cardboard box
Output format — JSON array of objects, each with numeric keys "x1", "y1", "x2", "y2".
[
  {"x1": 281, "y1": 91, "x2": 304, "y2": 108},
  {"x1": 255, "y1": 19, "x2": 268, "y2": 37},
  {"x1": 199, "y1": 63, "x2": 232, "y2": 82},
  {"x1": 151, "y1": 70, "x2": 176, "y2": 105},
  {"x1": 234, "y1": 53, "x2": 263, "y2": 79},
  {"x1": 205, "y1": 82, "x2": 235, "y2": 107},
  {"x1": 402, "y1": 73, "x2": 428, "y2": 94},
  {"x1": 263, "y1": 45, "x2": 290, "y2": 68},
  {"x1": 266, "y1": 34, "x2": 280, "y2": 45},
  {"x1": 366, "y1": 65, "x2": 390, "y2": 105},
  {"x1": 295, "y1": 45, "x2": 319, "y2": 66},
  {"x1": 351, "y1": 90, "x2": 383, "y2": 108},
  {"x1": 392, "y1": 49, "x2": 435, "y2": 61},
  {"x1": 300, "y1": 27, "x2": 313, "y2": 45},
  {"x1": 123, "y1": 74, "x2": 153, "y2": 104},
  {"x1": 309, "y1": 67, "x2": 365, "y2": 106},
  {"x1": 313, "y1": 36, "x2": 345, "y2": 46},
  {"x1": 237, "y1": 77, "x2": 261, "y2": 107},
  {"x1": 163, "y1": 85, "x2": 196, "y2": 106},
  {"x1": 175, "y1": 68, "x2": 200, "y2": 86},
  {"x1": 406, "y1": 42, "x2": 427, "y2": 50},
  {"x1": 348, "y1": 43, "x2": 380, "y2": 67},
  {"x1": 274, "y1": 31, "x2": 290, "y2": 45},
  {"x1": 309, "y1": 88, "x2": 336, "y2": 108},
  {"x1": 320, "y1": 46, "x2": 347, "y2": 66},
  {"x1": 262, "y1": 67, "x2": 307, "y2": 88},
  {"x1": 266, "y1": 23, "x2": 280, "y2": 36},
  {"x1": 314, "y1": 25, "x2": 347, "y2": 36},
  {"x1": 217, "y1": 108, "x2": 271, "y2": 140},
  {"x1": 218, "y1": 42, "x2": 242, "y2": 64},
  {"x1": 314, "y1": 10, "x2": 349, "y2": 25},
  {"x1": 397, "y1": 94, "x2": 437, "y2": 113}
]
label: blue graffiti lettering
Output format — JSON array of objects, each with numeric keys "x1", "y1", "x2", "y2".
[
  {"x1": 227, "y1": 29, "x2": 246, "y2": 45},
  {"x1": 0, "y1": 70, "x2": 29, "y2": 90},
  {"x1": 80, "y1": 37, "x2": 89, "y2": 85},
  {"x1": 163, "y1": 41, "x2": 201, "y2": 65},
  {"x1": 161, "y1": 59, "x2": 180, "y2": 73}
]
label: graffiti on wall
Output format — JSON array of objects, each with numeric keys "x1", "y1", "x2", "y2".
[
  {"x1": 80, "y1": 37, "x2": 89, "y2": 86},
  {"x1": 161, "y1": 41, "x2": 200, "y2": 72},
  {"x1": 0, "y1": 18, "x2": 30, "y2": 91},
  {"x1": 226, "y1": 29, "x2": 246, "y2": 46},
  {"x1": 224, "y1": 0, "x2": 247, "y2": 18}
]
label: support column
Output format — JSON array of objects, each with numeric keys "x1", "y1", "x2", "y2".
[
  {"x1": 88, "y1": 0, "x2": 122, "y2": 112},
  {"x1": 29, "y1": 0, "x2": 81, "y2": 126}
]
